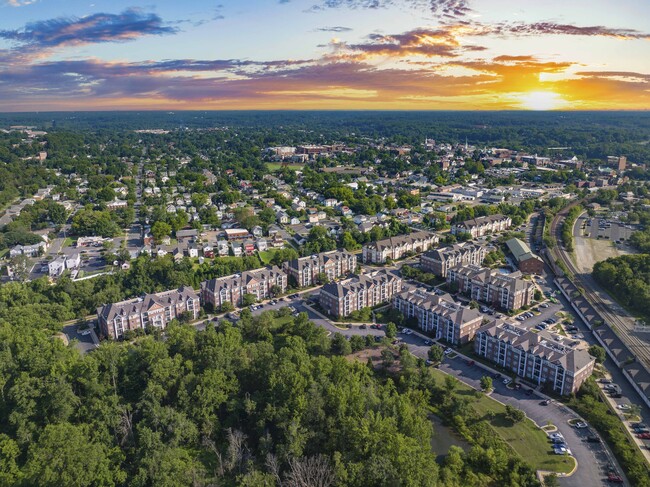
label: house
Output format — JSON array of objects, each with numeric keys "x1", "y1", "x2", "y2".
[
  {"x1": 276, "y1": 211, "x2": 289, "y2": 224},
  {"x1": 257, "y1": 239, "x2": 268, "y2": 252},
  {"x1": 66, "y1": 253, "x2": 81, "y2": 270},
  {"x1": 106, "y1": 199, "x2": 128, "y2": 211},
  {"x1": 290, "y1": 217, "x2": 301, "y2": 225},
  {"x1": 243, "y1": 240, "x2": 256, "y2": 256},
  {"x1": 225, "y1": 228, "x2": 250, "y2": 241},
  {"x1": 252, "y1": 226, "x2": 263, "y2": 238},
  {"x1": 231, "y1": 242, "x2": 243, "y2": 257},
  {"x1": 48, "y1": 257, "x2": 67, "y2": 277},
  {"x1": 176, "y1": 229, "x2": 198, "y2": 242},
  {"x1": 187, "y1": 245, "x2": 199, "y2": 258},
  {"x1": 203, "y1": 245, "x2": 214, "y2": 258},
  {"x1": 97, "y1": 286, "x2": 200, "y2": 339},
  {"x1": 217, "y1": 240, "x2": 229, "y2": 256}
]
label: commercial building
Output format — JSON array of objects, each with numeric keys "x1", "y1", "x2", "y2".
[
  {"x1": 451, "y1": 214, "x2": 512, "y2": 239},
  {"x1": 447, "y1": 265, "x2": 535, "y2": 311},
  {"x1": 284, "y1": 250, "x2": 357, "y2": 288},
  {"x1": 506, "y1": 238, "x2": 544, "y2": 274},
  {"x1": 474, "y1": 320, "x2": 595, "y2": 395},
  {"x1": 201, "y1": 265, "x2": 287, "y2": 310},
  {"x1": 361, "y1": 231, "x2": 439, "y2": 264},
  {"x1": 421, "y1": 241, "x2": 488, "y2": 277},
  {"x1": 97, "y1": 286, "x2": 200, "y2": 339},
  {"x1": 393, "y1": 288, "x2": 483, "y2": 344},
  {"x1": 319, "y1": 270, "x2": 402, "y2": 318}
]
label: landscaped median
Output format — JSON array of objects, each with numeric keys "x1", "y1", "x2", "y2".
[{"x1": 427, "y1": 367, "x2": 576, "y2": 475}]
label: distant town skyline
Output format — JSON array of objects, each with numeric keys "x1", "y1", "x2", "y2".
[{"x1": 0, "y1": 0, "x2": 648, "y2": 111}]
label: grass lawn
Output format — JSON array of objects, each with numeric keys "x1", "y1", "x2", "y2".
[
  {"x1": 428, "y1": 368, "x2": 575, "y2": 474},
  {"x1": 62, "y1": 237, "x2": 74, "y2": 248},
  {"x1": 271, "y1": 315, "x2": 294, "y2": 328},
  {"x1": 0, "y1": 249, "x2": 8, "y2": 259},
  {"x1": 258, "y1": 250, "x2": 276, "y2": 265},
  {"x1": 266, "y1": 162, "x2": 304, "y2": 172}
]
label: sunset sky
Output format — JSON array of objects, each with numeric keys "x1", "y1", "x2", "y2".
[{"x1": 0, "y1": 0, "x2": 649, "y2": 111}]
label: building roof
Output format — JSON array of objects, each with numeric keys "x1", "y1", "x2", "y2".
[
  {"x1": 506, "y1": 237, "x2": 543, "y2": 264},
  {"x1": 97, "y1": 286, "x2": 199, "y2": 322},
  {"x1": 395, "y1": 288, "x2": 482, "y2": 326},
  {"x1": 477, "y1": 319, "x2": 595, "y2": 374},
  {"x1": 364, "y1": 231, "x2": 437, "y2": 251},
  {"x1": 320, "y1": 270, "x2": 400, "y2": 299}
]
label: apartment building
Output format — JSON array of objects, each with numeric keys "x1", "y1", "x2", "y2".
[
  {"x1": 447, "y1": 265, "x2": 535, "y2": 311},
  {"x1": 97, "y1": 286, "x2": 200, "y2": 339},
  {"x1": 284, "y1": 250, "x2": 357, "y2": 288},
  {"x1": 474, "y1": 320, "x2": 595, "y2": 395},
  {"x1": 319, "y1": 270, "x2": 402, "y2": 318},
  {"x1": 201, "y1": 265, "x2": 287, "y2": 310},
  {"x1": 362, "y1": 231, "x2": 439, "y2": 264},
  {"x1": 451, "y1": 214, "x2": 512, "y2": 238},
  {"x1": 421, "y1": 241, "x2": 489, "y2": 277},
  {"x1": 393, "y1": 288, "x2": 483, "y2": 344}
]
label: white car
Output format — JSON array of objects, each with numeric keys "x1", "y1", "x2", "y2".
[
  {"x1": 617, "y1": 404, "x2": 631, "y2": 411},
  {"x1": 574, "y1": 421, "x2": 588, "y2": 429},
  {"x1": 549, "y1": 432, "x2": 564, "y2": 441},
  {"x1": 502, "y1": 377, "x2": 512, "y2": 385},
  {"x1": 554, "y1": 446, "x2": 572, "y2": 455},
  {"x1": 79, "y1": 328, "x2": 92, "y2": 336},
  {"x1": 402, "y1": 328, "x2": 413, "y2": 335},
  {"x1": 443, "y1": 348, "x2": 453, "y2": 356}
]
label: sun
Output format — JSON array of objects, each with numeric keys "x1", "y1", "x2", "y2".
[{"x1": 518, "y1": 91, "x2": 567, "y2": 110}]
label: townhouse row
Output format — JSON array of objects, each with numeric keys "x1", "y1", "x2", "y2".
[{"x1": 451, "y1": 214, "x2": 512, "y2": 239}]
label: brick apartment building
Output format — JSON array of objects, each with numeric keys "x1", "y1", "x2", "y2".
[
  {"x1": 319, "y1": 270, "x2": 402, "y2": 318},
  {"x1": 97, "y1": 286, "x2": 200, "y2": 339},
  {"x1": 451, "y1": 214, "x2": 512, "y2": 239},
  {"x1": 201, "y1": 265, "x2": 287, "y2": 310},
  {"x1": 474, "y1": 320, "x2": 595, "y2": 395},
  {"x1": 446, "y1": 264, "x2": 535, "y2": 311},
  {"x1": 284, "y1": 250, "x2": 357, "y2": 287},
  {"x1": 362, "y1": 231, "x2": 439, "y2": 264},
  {"x1": 421, "y1": 241, "x2": 489, "y2": 277},
  {"x1": 393, "y1": 288, "x2": 483, "y2": 344}
]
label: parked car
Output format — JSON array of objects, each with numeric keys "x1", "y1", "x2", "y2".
[
  {"x1": 502, "y1": 377, "x2": 512, "y2": 385},
  {"x1": 617, "y1": 404, "x2": 631, "y2": 411},
  {"x1": 636, "y1": 432, "x2": 650, "y2": 439},
  {"x1": 586, "y1": 435, "x2": 601, "y2": 443},
  {"x1": 607, "y1": 473, "x2": 624, "y2": 483},
  {"x1": 549, "y1": 432, "x2": 564, "y2": 441},
  {"x1": 553, "y1": 446, "x2": 571, "y2": 455},
  {"x1": 574, "y1": 421, "x2": 588, "y2": 429},
  {"x1": 443, "y1": 348, "x2": 453, "y2": 356},
  {"x1": 424, "y1": 339, "x2": 432, "y2": 346}
]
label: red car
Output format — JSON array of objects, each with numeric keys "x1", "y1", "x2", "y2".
[
  {"x1": 607, "y1": 474, "x2": 624, "y2": 483},
  {"x1": 637, "y1": 432, "x2": 650, "y2": 439}
]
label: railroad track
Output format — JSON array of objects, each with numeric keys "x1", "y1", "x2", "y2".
[{"x1": 549, "y1": 206, "x2": 650, "y2": 368}]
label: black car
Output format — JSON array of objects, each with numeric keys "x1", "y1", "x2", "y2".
[{"x1": 525, "y1": 388, "x2": 534, "y2": 396}]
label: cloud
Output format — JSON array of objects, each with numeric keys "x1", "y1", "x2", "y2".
[
  {"x1": 476, "y1": 21, "x2": 650, "y2": 40},
  {"x1": 5, "y1": 0, "x2": 37, "y2": 6},
  {"x1": 428, "y1": 0, "x2": 472, "y2": 19},
  {"x1": 316, "y1": 26, "x2": 353, "y2": 32},
  {"x1": 0, "y1": 8, "x2": 177, "y2": 49}
]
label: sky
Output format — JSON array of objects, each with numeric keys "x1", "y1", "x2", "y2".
[{"x1": 0, "y1": 0, "x2": 649, "y2": 111}]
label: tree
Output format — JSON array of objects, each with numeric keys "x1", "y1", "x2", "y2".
[
  {"x1": 427, "y1": 345, "x2": 444, "y2": 365},
  {"x1": 316, "y1": 272, "x2": 330, "y2": 285},
  {"x1": 385, "y1": 322, "x2": 397, "y2": 339},
  {"x1": 270, "y1": 285, "x2": 282, "y2": 297},
  {"x1": 381, "y1": 348, "x2": 395, "y2": 368},
  {"x1": 349, "y1": 335, "x2": 365, "y2": 352},
  {"x1": 9, "y1": 254, "x2": 30, "y2": 282},
  {"x1": 534, "y1": 289, "x2": 543, "y2": 301},
  {"x1": 444, "y1": 374, "x2": 459, "y2": 393},
  {"x1": 331, "y1": 333, "x2": 352, "y2": 356},
  {"x1": 151, "y1": 221, "x2": 172, "y2": 243},
  {"x1": 480, "y1": 375, "x2": 493, "y2": 391},
  {"x1": 588, "y1": 344, "x2": 606, "y2": 364},
  {"x1": 242, "y1": 293, "x2": 257, "y2": 306},
  {"x1": 505, "y1": 404, "x2": 525, "y2": 423},
  {"x1": 543, "y1": 473, "x2": 560, "y2": 487}
]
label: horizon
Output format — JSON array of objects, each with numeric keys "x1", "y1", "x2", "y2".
[{"x1": 0, "y1": 0, "x2": 648, "y2": 111}]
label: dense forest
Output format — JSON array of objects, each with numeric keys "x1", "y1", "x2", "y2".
[
  {"x1": 593, "y1": 254, "x2": 650, "y2": 321},
  {"x1": 0, "y1": 302, "x2": 542, "y2": 486}
]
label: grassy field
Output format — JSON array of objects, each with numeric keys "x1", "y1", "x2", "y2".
[
  {"x1": 271, "y1": 315, "x2": 294, "y2": 328},
  {"x1": 266, "y1": 162, "x2": 304, "y2": 172},
  {"x1": 428, "y1": 368, "x2": 575, "y2": 474},
  {"x1": 258, "y1": 250, "x2": 277, "y2": 264}
]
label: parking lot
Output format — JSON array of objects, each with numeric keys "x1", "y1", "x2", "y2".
[{"x1": 583, "y1": 218, "x2": 635, "y2": 242}]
